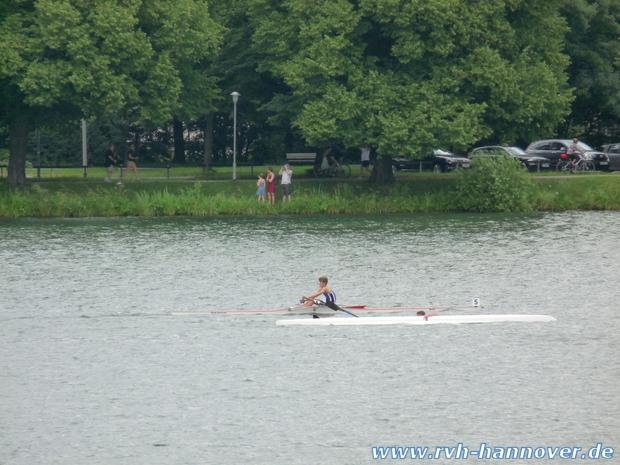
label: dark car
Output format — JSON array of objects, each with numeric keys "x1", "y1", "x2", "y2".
[
  {"x1": 392, "y1": 150, "x2": 471, "y2": 172},
  {"x1": 600, "y1": 143, "x2": 620, "y2": 171},
  {"x1": 470, "y1": 146, "x2": 551, "y2": 171},
  {"x1": 525, "y1": 139, "x2": 610, "y2": 170}
]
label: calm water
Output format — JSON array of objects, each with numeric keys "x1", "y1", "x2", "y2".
[{"x1": 1, "y1": 213, "x2": 619, "y2": 465}]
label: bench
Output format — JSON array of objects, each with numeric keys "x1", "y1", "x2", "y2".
[{"x1": 286, "y1": 153, "x2": 317, "y2": 164}]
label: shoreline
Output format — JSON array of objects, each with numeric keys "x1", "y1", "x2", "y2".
[{"x1": 1, "y1": 175, "x2": 619, "y2": 218}]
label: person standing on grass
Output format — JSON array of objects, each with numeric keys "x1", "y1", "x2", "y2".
[
  {"x1": 359, "y1": 144, "x2": 372, "y2": 179},
  {"x1": 256, "y1": 173, "x2": 266, "y2": 202},
  {"x1": 122, "y1": 144, "x2": 141, "y2": 181},
  {"x1": 266, "y1": 167, "x2": 276, "y2": 204},
  {"x1": 279, "y1": 164, "x2": 292, "y2": 202},
  {"x1": 104, "y1": 144, "x2": 117, "y2": 182}
]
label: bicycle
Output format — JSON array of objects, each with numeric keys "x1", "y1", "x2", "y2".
[
  {"x1": 312, "y1": 163, "x2": 351, "y2": 178},
  {"x1": 556, "y1": 154, "x2": 595, "y2": 173}
]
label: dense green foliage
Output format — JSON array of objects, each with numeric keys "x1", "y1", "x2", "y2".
[
  {"x1": 454, "y1": 156, "x2": 535, "y2": 212},
  {"x1": 1, "y1": 0, "x2": 620, "y2": 187},
  {"x1": 0, "y1": 0, "x2": 222, "y2": 121},
  {"x1": 559, "y1": 0, "x2": 620, "y2": 145},
  {"x1": 248, "y1": 0, "x2": 572, "y2": 156},
  {"x1": 0, "y1": 0, "x2": 223, "y2": 185}
]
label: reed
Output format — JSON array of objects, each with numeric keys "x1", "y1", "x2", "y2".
[{"x1": 0, "y1": 176, "x2": 619, "y2": 218}]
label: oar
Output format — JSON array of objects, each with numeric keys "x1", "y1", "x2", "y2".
[{"x1": 325, "y1": 300, "x2": 358, "y2": 318}]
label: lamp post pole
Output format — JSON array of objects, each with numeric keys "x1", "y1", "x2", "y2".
[
  {"x1": 35, "y1": 128, "x2": 41, "y2": 179},
  {"x1": 81, "y1": 118, "x2": 88, "y2": 178},
  {"x1": 231, "y1": 92, "x2": 240, "y2": 181}
]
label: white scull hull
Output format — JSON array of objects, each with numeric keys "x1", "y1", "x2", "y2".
[{"x1": 276, "y1": 314, "x2": 557, "y2": 326}]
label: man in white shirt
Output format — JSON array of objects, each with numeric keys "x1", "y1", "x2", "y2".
[
  {"x1": 359, "y1": 144, "x2": 372, "y2": 178},
  {"x1": 279, "y1": 164, "x2": 293, "y2": 202}
]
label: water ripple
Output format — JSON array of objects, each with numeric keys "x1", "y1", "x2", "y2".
[{"x1": 1, "y1": 212, "x2": 619, "y2": 464}]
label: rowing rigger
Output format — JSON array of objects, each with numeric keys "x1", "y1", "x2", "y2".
[
  {"x1": 170, "y1": 304, "x2": 481, "y2": 317},
  {"x1": 276, "y1": 314, "x2": 557, "y2": 326}
]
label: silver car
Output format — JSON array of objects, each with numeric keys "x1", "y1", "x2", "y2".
[
  {"x1": 525, "y1": 139, "x2": 610, "y2": 170},
  {"x1": 600, "y1": 143, "x2": 620, "y2": 171}
]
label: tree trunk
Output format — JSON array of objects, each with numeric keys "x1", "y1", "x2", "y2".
[
  {"x1": 172, "y1": 118, "x2": 186, "y2": 164},
  {"x1": 369, "y1": 154, "x2": 395, "y2": 185},
  {"x1": 204, "y1": 111, "x2": 214, "y2": 172},
  {"x1": 8, "y1": 111, "x2": 29, "y2": 188}
]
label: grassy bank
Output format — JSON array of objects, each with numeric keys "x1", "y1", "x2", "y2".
[
  {"x1": 0, "y1": 174, "x2": 619, "y2": 218},
  {"x1": 532, "y1": 176, "x2": 620, "y2": 211}
]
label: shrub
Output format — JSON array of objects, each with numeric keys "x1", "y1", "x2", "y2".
[{"x1": 454, "y1": 156, "x2": 535, "y2": 212}]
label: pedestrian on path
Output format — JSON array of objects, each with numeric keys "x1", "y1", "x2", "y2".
[
  {"x1": 104, "y1": 144, "x2": 118, "y2": 182},
  {"x1": 122, "y1": 144, "x2": 141, "y2": 181},
  {"x1": 359, "y1": 144, "x2": 372, "y2": 179}
]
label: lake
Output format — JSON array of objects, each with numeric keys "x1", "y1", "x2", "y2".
[{"x1": 1, "y1": 212, "x2": 619, "y2": 464}]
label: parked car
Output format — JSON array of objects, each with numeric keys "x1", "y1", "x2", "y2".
[
  {"x1": 525, "y1": 139, "x2": 610, "y2": 170},
  {"x1": 600, "y1": 143, "x2": 620, "y2": 171},
  {"x1": 470, "y1": 146, "x2": 551, "y2": 171},
  {"x1": 392, "y1": 150, "x2": 471, "y2": 172}
]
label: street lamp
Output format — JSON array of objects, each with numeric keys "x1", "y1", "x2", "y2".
[
  {"x1": 81, "y1": 119, "x2": 88, "y2": 178},
  {"x1": 231, "y1": 91, "x2": 240, "y2": 181}
]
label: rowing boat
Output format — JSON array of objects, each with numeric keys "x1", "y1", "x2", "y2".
[
  {"x1": 276, "y1": 314, "x2": 557, "y2": 326},
  {"x1": 171, "y1": 304, "x2": 481, "y2": 317}
]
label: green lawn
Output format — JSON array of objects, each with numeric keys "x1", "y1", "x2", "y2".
[{"x1": 15, "y1": 165, "x2": 316, "y2": 182}]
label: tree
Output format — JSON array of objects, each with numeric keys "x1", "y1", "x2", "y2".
[
  {"x1": 0, "y1": 0, "x2": 222, "y2": 186},
  {"x1": 247, "y1": 0, "x2": 573, "y2": 182},
  {"x1": 558, "y1": 0, "x2": 620, "y2": 145},
  {"x1": 205, "y1": 0, "x2": 311, "y2": 167},
  {"x1": 138, "y1": 0, "x2": 223, "y2": 164}
]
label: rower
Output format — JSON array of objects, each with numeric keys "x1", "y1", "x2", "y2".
[
  {"x1": 301, "y1": 276, "x2": 336, "y2": 307},
  {"x1": 417, "y1": 310, "x2": 439, "y2": 321}
]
